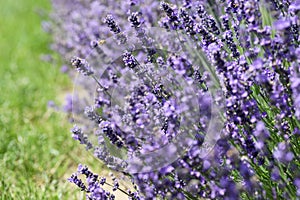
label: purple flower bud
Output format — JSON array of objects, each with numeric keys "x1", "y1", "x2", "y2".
[
  {"x1": 203, "y1": 160, "x2": 211, "y2": 170},
  {"x1": 123, "y1": 52, "x2": 138, "y2": 68},
  {"x1": 71, "y1": 125, "x2": 93, "y2": 150},
  {"x1": 128, "y1": 12, "x2": 142, "y2": 28},
  {"x1": 289, "y1": 0, "x2": 300, "y2": 11},
  {"x1": 71, "y1": 57, "x2": 94, "y2": 76},
  {"x1": 273, "y1": 19, "x2": 291, "y2": 31},
  {"x1": 104, "y1": 14, "x2": 121, "y2": 34}
]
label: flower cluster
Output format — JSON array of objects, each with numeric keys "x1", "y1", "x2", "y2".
[
  {"x1": 47, "y1": 0, "x2": 300, "y2": 199},
  {"x1": 68, "y1": 164, "x2": 139, "y2": 200}
]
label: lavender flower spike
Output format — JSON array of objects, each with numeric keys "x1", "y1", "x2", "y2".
[
  {"x1": 71, "y1": 56, "x2": 94, "y2": 76},
  {"x1": 104, "y1": 14, "x2": 121, "y2": 34},
  {"x1": 123, "y1": 52, "x2": 138, "y2": 68}
]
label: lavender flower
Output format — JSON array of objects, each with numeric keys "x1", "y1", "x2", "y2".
[
  {"x1": 289, "y1": 0, "x2": 300, "y2": 11},
  {"x1": 69, "y1": 164, "x2": 132, "y2": 200},
  {"x1": 104, "y1": 15, "x2": 121, "y2": 34},
  {"x1": 71, "y1": 57, "x2": 94, "y2": 76},
  {"x1": 160, "y1": 2, "x2": 182, "y2": 30},
  {"x1": 71, "y1": 125, "x2": 93, "y2": 150},
  {"x1": 123, "y1": 52, "x2": 138, "y2": 68},
  {"x1": 48, "y1": 0, "x2": 300, "y2": 199},
  {"x1": 128, "y1": 12, "x2": 142, "y2": 28},
  {"x1": 273, "y1": 19, "x2": 291, "y2": 31},
  {"x1": 68, "y1": 174, "x2": 87, "y2": 191}
]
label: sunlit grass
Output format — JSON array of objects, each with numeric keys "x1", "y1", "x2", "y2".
[{"x1": 0, "y1": 0, "x2": 102, "y2": 199}]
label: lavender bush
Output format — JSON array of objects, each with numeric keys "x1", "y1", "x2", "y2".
[{"x1": 47, "y1": 0, "x2": 300, "y2": 199}]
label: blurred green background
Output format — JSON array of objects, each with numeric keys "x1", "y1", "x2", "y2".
[{"x1": 0, "y1": 0, "x2": 99, "y2": 199}]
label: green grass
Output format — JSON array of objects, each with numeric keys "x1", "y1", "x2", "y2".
[{"x1": 0, "y1": 0, "x2": 100, "y2": 199}]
